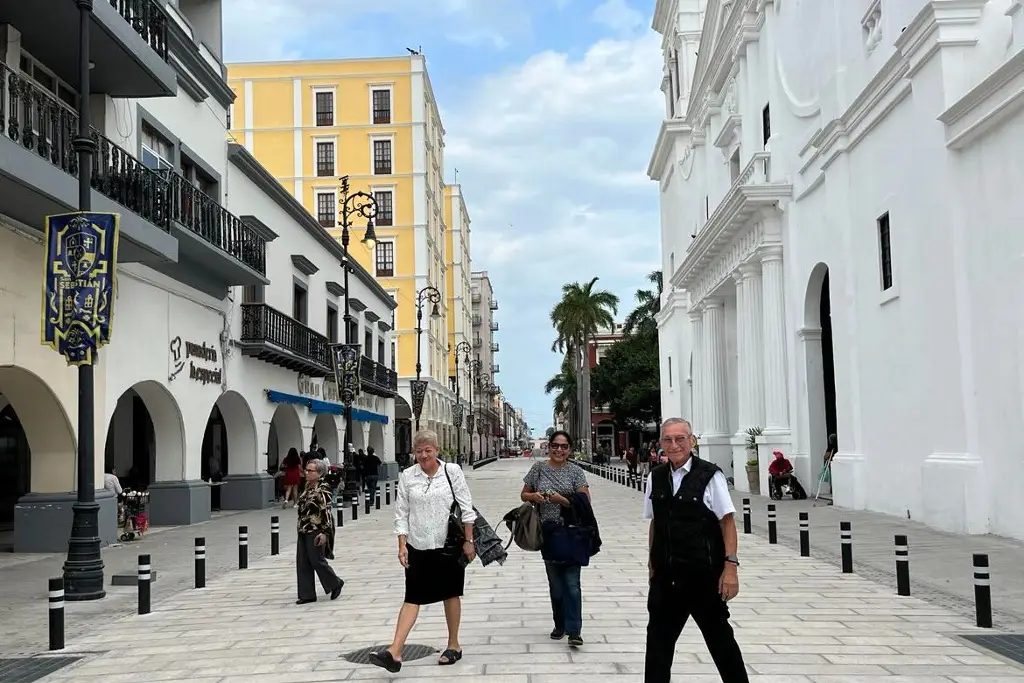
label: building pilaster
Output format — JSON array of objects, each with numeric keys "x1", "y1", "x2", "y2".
[
  {"x1": 731, "y1": 271, "x2": 750, "y2": 431},
  {"x1": 687, "y1": 307, "x2": 704, "y2": 433},
  {"x1": 740, "y1": 261, "x2": 765, "y2": 427},
  {"x1": 760, "y1": 245, "x2": 789, "y2": 432},
  {"x1": 702, "y1": 298, "x2": 729, "y2": 435}
]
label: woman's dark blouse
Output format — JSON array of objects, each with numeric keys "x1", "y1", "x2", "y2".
[{"x1": 297, "y1": 482, "x2": 332, "y2": 535}]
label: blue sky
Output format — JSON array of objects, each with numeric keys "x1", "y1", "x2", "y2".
[{"x1": 223, "y1": 0, "x2": 664, "y2": 434}]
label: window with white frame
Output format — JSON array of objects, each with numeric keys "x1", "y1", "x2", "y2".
[
  {"x1": 314, "y1": 89, "x2": 334, "y2": 126},
  {"x1": 373, "y1": 138, "x2": 392, "y2": 175},
  {"x1": 315, "y1": 191, "x2": 336, "y2": 228},
  {"x1": 371, "y1": 88, "x2": 391, "y2": 124},
  {"x1": 315, "y1": 139, "x2": 335, "y2": 177},
  {"x1": 373, "y1": 189, "x2": 393, "y2": 226},
  {"x1": 141, "y1": 123, "x2": 174, "y2": 175},
  {"x1": 375, "y1": 240, "x2": 395, "y2": 277}
]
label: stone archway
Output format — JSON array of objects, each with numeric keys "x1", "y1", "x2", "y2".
[
  {"x1": 268, "y1": 403, "x2": 304, "y2": 469},
  {"x1": 311, "y1": 412, "x2": 340, "y2": 463},
  {"x1": 0, "y1": 366, "x2": 77, "y2": 550},
  {"x1": 202, "y1": 391, "x2": 260, "y2": 511},
  {"x1": 802, "y1": 262, "x2": 837, "y2": 495},
  {"x1": 369, "y1": 422, "x2": 385, "y2": 459},
  {"x1": 394, "y1": 396, "x2": 412, "y2": 463}
]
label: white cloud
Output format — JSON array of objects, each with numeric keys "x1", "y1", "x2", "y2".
[{"x1": 591, "y1": 0, "x2": 646, "y2": 34}]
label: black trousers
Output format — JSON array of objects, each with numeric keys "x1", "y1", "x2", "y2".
[
  {"x1": 296, "y1": 532, "x2": 342, "y2": 601},
  {"x1": 645, "y1": 572, "x2": 749, "y2": 683}
]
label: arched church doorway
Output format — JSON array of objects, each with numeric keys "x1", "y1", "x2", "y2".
[
  {"x1": 803, "y1": 263, "x2": 838, "y2": 489},
  {"x1": 0, "y1": 404, "x2": 30, "y2": 530},
  {"x1": 104, "y1": 381, "x2": 185, "y2": 492}
]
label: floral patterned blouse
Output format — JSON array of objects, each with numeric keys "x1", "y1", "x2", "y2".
[{"x1": 296, "y1": 481, "x2": 333, "y2": 535}]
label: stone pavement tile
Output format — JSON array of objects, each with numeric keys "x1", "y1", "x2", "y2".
[{"x1": 34, "y1": 460, "x2": 1024, "y2": 681}]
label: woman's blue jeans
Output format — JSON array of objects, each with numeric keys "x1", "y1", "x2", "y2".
[{"x1": 545, "y1": 562, "x2": 582, "y2": 636}]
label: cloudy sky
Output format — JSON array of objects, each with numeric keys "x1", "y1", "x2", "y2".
[{"x1": 223, "y1": 0, "x2": 664, "y2": 434}]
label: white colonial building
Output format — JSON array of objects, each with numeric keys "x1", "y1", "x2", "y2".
[
  {"x1": 651, "y1": 0, "x2": 1024, "y2": 541},
  {"x1": 0, "y1": 0, "x2": 395, "y2": 552}
]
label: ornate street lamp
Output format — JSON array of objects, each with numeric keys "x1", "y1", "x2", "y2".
[
  {"x1": 468, "y1": 358, "x2": 482, "y2": 463},
  {"x1": 411, "y1": 286, "x2": 442, "y2": 431},
  {"x1": 330, "y1": 175, "x2": 376, "y2": 504},
  {"x1": 453, "y1": 341, "x2": 472, "y2": 464}
]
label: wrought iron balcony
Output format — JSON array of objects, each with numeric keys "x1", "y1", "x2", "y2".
[
  {"x1": 473, "y1": 336, "x2": 482, "y2": 347},
  {"x1": 471, "y1": 292, "x2": 481, "y2": 303},
  {"x1": 490, "y1": 321, "x2": 499, "y2": 332},
  {"x1": 360, "y1": 355, "x2": 398, "y2": 397},
  {"x1": 490, "y1": 299, "x2": 498, "y2": 310},
  {"x1": 490, "y1": 342, "x2": 499, "y2": 352},
  {"x1": 110, "y1": 0, "x2": 170, "y2": 62},
  {"x1": 238, "y1": 304, "x2": 332, "y2": 377},
  {"x1": 492, "y1": 364, "x2": 500, "y2": 374},
  {"x1": 472, "y1": 314, "x2": 482, "y2": 326}
]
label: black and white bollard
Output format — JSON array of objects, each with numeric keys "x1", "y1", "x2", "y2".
[
  {"x1": 271, "y1": 516, "x2": 280, "y2": 556},
  {"x1": 48, "y1": 577, "x2": 64, "y2": 651},
  {"x1": 973, "y1": 553, "x2": 992, "y2": 628},
  {"x1": 365, "y1": 492, "x2": 371, "y2": 516},
  {"x1": 238, "y1": 525, "x2": 249, "y2": 569},
  {"x1": 351, "y1": 500, "x2": 358, "y2": 521},
  {"x1": 840, "y1": 521, "x2": 853, "y2": 573},
  {"x1": 138, "y1": 554, "x2": 152, "y2": 615},
  {"x1": 895, "y1": 534, "x2": 910, "y2": 596},
  {"x1": 194, "y1": 537, "x2": 206, "y2": 588},
  {"x1": 385, "y1": 482, "x2": 391, "y2": 505},
  {"x1": 375, "y1": 489, "x2": 381, "y2": 510},
  {"x1": 336, "y1": 504, "x2": 344, "y2": 528},
  {"x1": 742, "y1": 498, "x2": 751, "y2": 534},
  {"x1": 799, "y1": 512, "x2": 810, "y2": 557},
  {"x1": 767, "y1": 504, "x2": 777, "y2": 544}
]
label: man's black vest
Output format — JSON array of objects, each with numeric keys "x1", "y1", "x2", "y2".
[{"x1": 649, "y1": 456, "x2": 725, "y2": 576}]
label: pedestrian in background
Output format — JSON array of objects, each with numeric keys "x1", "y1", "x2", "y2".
[
  {"x1": 294, "y1": 458, "x2": 344, "y2": 605},
  {"x1": 369, "y1": 429, "x2": 477, "y2": 673},
  {"x1": 281, "y1": 447, "x2": 302, "y2": 508}
]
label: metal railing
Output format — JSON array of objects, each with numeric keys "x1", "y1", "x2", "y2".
[
  {"x1": 359, "y1": 355, "x2": 398, "y2": 394},
  {"x1": 239, "y1": 304, "x2": 331, "y2": 371},
  {"x1": 109, "y1": 0, "x2": 170, "y2": 62},
  {"x1": 490, "y1": 321, "x2": 499, "y2": 331},
  {"x1": 492, "y1": 364, "x2": 500, "y2": 374},
  {"x1": 490, "y1": 342, "x2": 499, "y2": 352},
  {"x1": 489, "y1": 299, "x2": 498, "y2": 310},
  {"x1": 471, "y1": 292, "x2": 481, "y2": 303},
  {"x1": 473, "y1": 336, "x2": 482, "y2": 347},
  {"x1": 472, "y1": 315, "x2": 482, "y2": 326}
]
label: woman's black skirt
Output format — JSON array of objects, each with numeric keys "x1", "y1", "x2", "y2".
[{"x1": 404, "y1": 545, "x2": 465, "y2": 605}]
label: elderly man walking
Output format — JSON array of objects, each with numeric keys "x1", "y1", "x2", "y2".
[{"x1": 643, "y1": 418, "x2": 749, "y2": 682}]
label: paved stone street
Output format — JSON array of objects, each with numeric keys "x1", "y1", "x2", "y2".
[{"x1": 16, "y1": 459, "x2": 1024, "y2": 682}]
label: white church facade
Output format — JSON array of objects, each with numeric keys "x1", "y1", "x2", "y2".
[{"x1": 651, "y1": 0, "x2": 1024, "y2": 541}]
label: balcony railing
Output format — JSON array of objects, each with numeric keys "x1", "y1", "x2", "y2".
[
  {"x1": 489, "y1": 299, "x2": 498, "y2": 310},
  {"x1": 492, "y1": 364, "x2": 500, "y2": 374},
  {"x1": 1, "y1": 63, "x2": 266, "y2": 275},
  {"x1": 473, "y1": 336, "x2": 482, "y2": 347},
  {"x1": 239, "y1": 303, "x2": 331, "y2": 374},
  {"x1": 472, "y1": 315, "x2": 482, "y2": 326},
  {"x1": 110, "y1": 0, "x2": 170, "y2": 62},
  {"x1": 168, "y1": 173, "x2": 267, "y2": 274},
  {"x1": 490, "y1": 342, "x2": 499, "y2": 352},
  {"x1": 471, "y1": 292, "x2": 481, "y2": 303},
  {"x1": 490, "y1": 321, "x2": 499, "y2": 332},
  {"x1": 359, "y1": 355, "x2": 398, "y2": 396}
]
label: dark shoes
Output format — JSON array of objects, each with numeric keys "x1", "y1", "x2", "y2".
[
  {"x1": 368, "y1": 650, "x2": 402, "y2": 673},
  {"x1": 295, "y1": 598, "x2": 316, "y2": 605},
  {"x1": 438, "y1": 649, "x2": 462, "y2": 665},
  {"x1": 550, "y1": 628, "x2": 565, "y2": 640},
  {"x1": 568, "y1": 635, "x2": 584, "y2": 647},
  {"x1": 330, "y1": 580, "x2": 344, "y2": 600}
]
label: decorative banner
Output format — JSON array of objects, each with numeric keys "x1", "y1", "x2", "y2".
[
  {"x1": 42, "y1": 212, "x2": 120, "y2": 366},
  {"x1": 452, "y1": 403, "x2": 463, "y2": 429},
  {"x1": 466, "y1": 413, "x2": 475, "y2": 435},
  {"x1": 331, "y1": 343, "x2": 362, "y2": 403},
  {"x1": 410, "y1": 379, "x2": 428, "y2": 420}
]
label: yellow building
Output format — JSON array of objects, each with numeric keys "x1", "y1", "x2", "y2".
[
  {"x1": 444, "y1": 184, "x2": 474, "y2": 454},
  {"x1": 226, "y1": 55, "x2": 455, "y2": 448}
]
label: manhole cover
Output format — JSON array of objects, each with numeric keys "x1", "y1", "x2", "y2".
[
  {"x1": 0, "y1": 657, "x2": 82, "y2": 683},
  {"x1": 962, "y1": 633, "x2": 1024, "y2": 665},
  {"x1": 341, "y1": 644, "x2": 438, "y2": 664}
]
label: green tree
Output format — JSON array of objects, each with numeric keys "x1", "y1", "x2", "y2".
[
  {"x1": 550, "y1": 277, "x2": 619, "y2": 453},
  {"x1": 544, "y1": 353, "x2": 577, "y2": 422},
  {"x1": 545, "y1": 426, "x2": 556, "y2": 438},
  {"x1": 623, "y1": 270, "x2": 663, "y2": 336},
  {"x1": 590, "y1": 327, "x2": 661, "y2": 430}
]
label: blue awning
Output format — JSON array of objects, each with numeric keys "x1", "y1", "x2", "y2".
[{"x1": 265, "y1": 389, "x2": 388, "y2": 425}]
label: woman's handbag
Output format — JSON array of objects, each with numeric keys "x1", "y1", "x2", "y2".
[
  {"x1": 442, "y1": 465, "x2": 471, "y2": 567},
  {"x1": 540, "y1": 517, "x2": 593, "y2": 567}
]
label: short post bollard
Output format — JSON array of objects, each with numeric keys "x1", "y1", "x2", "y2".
[
  {"x1": 48, "y1": 577, "x2": 64, "y2": 651},
  {"x1": 336, "y1": 505, "x2": 344, "y2": 528},
  {"x1": 365, "y1": 492, "x2": 371, "y2": 516},
  {"x1": 767, "y1": 504, "x2": 778, "y2": 544},
  {"x1": 351, "y1": 500, "x2": 358, "y2": 521},
  {"x1": 385, "y1": 482, "x2": 391, "y2": 506},
  {"x1": 138, "y1": 554, "x2": 151, "y2": 615},
  {"x1": 973, "y1": 553, "x2": 992, "y2": 628},
  {"x1": 238, "y1": 525, "x2": 249, "y2": 569},
  {"x1": 895, "y1": 534, "x2": 910, "y2": 596},
  {"x1": 194, "y1": 537, "x2": 206, "y2": 588},
  {"x1": 271, "y1": 516, "x2": 280, "y2": 556},
  {"x1": 375, "y1": 490, "x2": 381, "y2": 510},
  {"x1": 840, "y1": 521, "x2": 853, "y2": 573},
  {"x1": 799, "y1": 512, "x2": 810, "y2": 557},
  {"x1": 742, "y1": 498, "x2": 751, "y2": 534}
]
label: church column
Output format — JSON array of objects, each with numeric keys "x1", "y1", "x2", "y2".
[
  {"x1": 702, "y1": 298, "x2": 729, "y2": 435},
  {"x1": 740, "y1": 261, "x2": 765, "y2": 426},
  {"x1": 688, "y1": 308, "x2": 704, "y2": 433},
  {"x1": 760, "y1": 245, "x2": 789, "y2": 431},
  {"x1": 732, "y1": 272, "x2": 750, "y2": 431}
]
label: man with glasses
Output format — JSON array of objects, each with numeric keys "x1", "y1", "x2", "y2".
[{"x1": 642, "y1": 418, "x2": 748, "y2": 683}]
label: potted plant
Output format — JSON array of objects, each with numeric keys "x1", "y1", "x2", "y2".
[{"x1": 744, "y1": 426, "x2": 763, "y2": 494}]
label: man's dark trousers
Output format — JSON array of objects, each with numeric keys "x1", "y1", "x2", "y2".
[{"x1": 644, "y1": 569, "x2": 749, "y2": 682}]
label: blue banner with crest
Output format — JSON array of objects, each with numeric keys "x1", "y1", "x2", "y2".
[{"x1": 41, "y1": 212, "x2": 120, "y2": 366}]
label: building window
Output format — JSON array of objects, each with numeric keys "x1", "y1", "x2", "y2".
[
  {"x1": 375, "y1": 241, "x2": 394, "y2": 277},
  {"x1": 878, "y1": 212, "x2": 893, "y2": 290},
  {"x1": 20, "y1": 50, "x2": 78, "y2": 109},
  {"x1": 315, "y1": 140, "x2": 335, "y2": 177},
  {"x1": 364, "y1": 329, "x2": 373, "y2": 357},
  {"x1": 372, "y1": 89, "x2": 391, "y2": 124},
  {"x1": 180, "y1": 153, "x2": 217, "y2": 196},
  {"x1": 315, "y1": 91, "x2": 334, "y2": 126},
  {"x1": 316, "y1": 192, "x2": 335, "y2": 228},
  {"x1": 293, "y1": 282, "x2": 307, "y2": 324},
  {"x1": 762, "y1": 103, "x2": 771, "y2": 146},
  {"x1": 378, "y1": 338, "x2": 385, "y2": 363},
  {"x1": 667, "y1": 357, "x2": 673, "y2": 388},
  {"x1": 347, "y1": 320, "x2": 358, "y2": 343},
  {"x1": 373, "y1": 190, "x2": 393, "y2": 226},
  {"x1": 327, "y1": 304, "x2": 338, "y2": 343},
  {"x1": 141, "y1": 123, "x2": 173, "y2": 174},
  {"x1": 391, "y1": 339, "x2": 397, "y2": 370},
  {"x1": 243, "y1": 285, "x2": 264, "y2": 303},
  {"x1": 373, "y1": 139, "x2": 392, "y2": 175}
]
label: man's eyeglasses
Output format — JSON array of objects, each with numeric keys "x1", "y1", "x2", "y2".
[
  {"x1": 548, "y1": 443, "x2": 570, "y2": 451},
  {"x1": 660, "y1": 436, "x2": 693, "y2": 445},
  {"x1": 304, "y1": 468, "x2": 319, "y2": 473}
]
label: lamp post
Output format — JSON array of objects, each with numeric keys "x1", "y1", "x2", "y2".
[
  {"x1": 411, "y1": 286, "x2": 442, "y2": 431},
  {"x1": 335, "y1": 176, "x2": 377, "y2": 503},
  {"x1": 477, "y1": 372, "x2": 492, "y2": 459},
  {"x1": 453, "y1": 341, "x2": 472, "y2": 463},
  {"x1": 468, "y1": 358, "x2": 481, "y2": 463},
  {"x1": 63, "y1": 0, "x2": 104, "y2": 601}
]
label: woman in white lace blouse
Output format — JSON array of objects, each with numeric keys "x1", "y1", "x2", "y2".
[{"x1": 368, "y1": 429, "x2": 477, "y2": 673}]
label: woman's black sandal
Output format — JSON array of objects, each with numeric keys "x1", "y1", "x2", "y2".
[
  {"x1": 368, "y1": 650, "x2": 402, "y2": 673},
  {"x1": 438, "y1": 648, "x2": 463, "y2": 665}
]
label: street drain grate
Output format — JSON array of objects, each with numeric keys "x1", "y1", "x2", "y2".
[
  {"x1": 0, "y1": 657, "x2": 82, "y2": 682},
  {"x1": 341, "y1": 644, "x2": 438, "y2": 664},
  {"x1": 962, "y1": 633, "x2": 1024, "y2": 665}
]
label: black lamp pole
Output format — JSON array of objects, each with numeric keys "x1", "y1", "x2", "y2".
[
  {"x1": 468, "y1": 358, "x2": 481, "y2": 463},
  {"x1": 337, "y1": 176, "x2": 377, "y2": 501},
  {"x1": 413, "y1": 286, "x2": 442, "y2": 431},
  {"x1": 63, "y1": 0, "x2": 104, "y2": 601},
  {"x1": 478, "y1": 372, "x2": 491, "y2": 459},
  {"x1": 453, "y1": 341, "x2": 471, "y2": 462}
]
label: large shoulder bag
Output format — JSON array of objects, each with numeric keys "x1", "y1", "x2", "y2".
[{"x1": 442, "y1": 465, "x2": 471, "y2": 567}]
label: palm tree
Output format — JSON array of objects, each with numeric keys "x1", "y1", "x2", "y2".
[
  {"x1": 550, "y1": 277, "x2": 619, "y2": 455},
  {"x1": 544, "y1": 354, "x2": 577, "y2": 432},
  {"x1": 623, "y1": 270, "x2": 663, "y2": 336}
]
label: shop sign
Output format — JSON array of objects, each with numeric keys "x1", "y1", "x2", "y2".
[
  {"x1": 169, "y1": 336, "x2": 222, "y2": 385},
  {"x1": 297, "y1": 373, "x2": 379, "y2": 412}
]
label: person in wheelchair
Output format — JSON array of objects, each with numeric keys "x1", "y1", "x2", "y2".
[{"x1": 769, "y1": 450, "x2": 807, "y2": 500}]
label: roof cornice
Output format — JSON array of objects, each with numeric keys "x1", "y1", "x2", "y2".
[{"x1": 648, "y1": 119, "x2": 693, "y2": 180}]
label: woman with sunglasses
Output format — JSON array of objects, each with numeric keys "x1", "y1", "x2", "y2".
[
  {"x1": 294, "y1": 458, "x2": 344, "y2": 605},
  {"x1": 520, "y1": 430, "x2": 591, "y2": 647}
]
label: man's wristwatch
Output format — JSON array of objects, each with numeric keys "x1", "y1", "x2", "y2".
[{"x1": 724, "y1": 555, "x2": 740, "y2": 566}]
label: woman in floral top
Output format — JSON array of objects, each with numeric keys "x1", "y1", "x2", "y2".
[{"x1": 295, "y1": 458, "x2": 344, "y2": 605}]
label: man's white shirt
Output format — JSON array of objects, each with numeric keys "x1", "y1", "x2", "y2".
[{"x1": 642, "y1": 458, "x2": 735, "y2": 521}]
